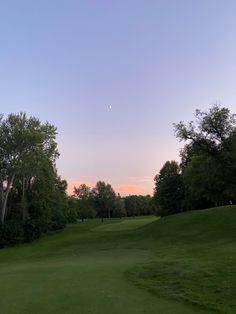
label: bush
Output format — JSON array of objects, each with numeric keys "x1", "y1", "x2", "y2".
[
  {"x1": 0, "y1": 220, "x2": 23, "y2": 248},
  {"x1": 50, "y1": 209, "x2": 67, "y2": 231},
  {"x1": 66, "y1": 207, "x2": 77, "y2": 223},
  {"x1": 23, "y1": 219, "x2": 44, "y2": 242}
]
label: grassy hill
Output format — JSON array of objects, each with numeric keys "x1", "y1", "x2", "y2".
[
  {"x1": 0, "y1": 206, "x2": 235, "y2": 313},
  {"x1": 128, "y1": 205, "x2": 236, "y2": 313}
]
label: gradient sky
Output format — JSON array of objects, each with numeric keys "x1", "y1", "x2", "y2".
[{"x1": 0, "y1": 0, "x2": 236, "y2": 195}]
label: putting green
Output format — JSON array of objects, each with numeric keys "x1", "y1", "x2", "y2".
[{"x1": 93, "y1": 216, "x2": 158, "y2": 232}]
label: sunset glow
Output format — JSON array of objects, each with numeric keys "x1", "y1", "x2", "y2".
[
  {"x1": 66, "y1": 178, "x2": 153, "y2": 196},
  {"x1": 1, "y1": 1, "x2": 235, "y2": 196}
]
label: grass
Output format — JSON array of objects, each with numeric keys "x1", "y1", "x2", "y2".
[
  {"x1": 0, "y1": 207, "x2": 236, "y2": 313},
  {"x1": 93, "y1": 216, "x2": 158, "y2": 231},
  {"x1": 127, "y1": 206, "x2": 236, "y2": 313}
]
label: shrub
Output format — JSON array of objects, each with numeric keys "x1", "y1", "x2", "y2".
[
  {"x1": 0, "y1": 220, "x2": 23, "y2": 248},
  {"x1": 23, "y1": 219, "x2": 44, "y2": 243}
]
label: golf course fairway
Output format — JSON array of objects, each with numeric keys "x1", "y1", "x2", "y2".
[{"x1": 1, "y1": 208, "x2": 235, "y2": 314}]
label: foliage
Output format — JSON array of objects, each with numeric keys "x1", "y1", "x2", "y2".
[
  {"x1": 113, "y1": 194, "x2": 126, "y2": 218},
  {"x1": 174, "y1": 105, "x2": 236, "y2": 206},
  {"x1": 0, "y1": 220, "x2": 23, "y2": 247},
  {"x1": 73, "y1": 184, "x2": 96, "y2": 221},
  {"x1": 154, "y1": 105, "x2": 236, "y2": 215},
  {"x1": 23, "y1": 219, "x2": 44, "y2": 243},
  {"x1": 124, "y1": 195, "x2": 139, "y2": 217},
  {"x1": 0, "y1": 112, "x2": 68, "y2": 246},
  {"x1": 0, "y1": 112, "x2": 58, "y2": 223},
  {"x1": 66, "y1": 197, "x2": 78, "y2": 223},
  {"x1": 153, "y1": 161, "x2": 184, "y2": 216},
  {"x1": 92, "y1": 181, "x2": 116, "y2": 221},
  {"x1": 124, "y1": 195, "x2": 153, "y2": 217},
  {"x1": 174, "y1": 105, "x2": 236, "y2": 152},
  {"x1": 73, "y1": 183, "x2": 154, "y2": 221}
]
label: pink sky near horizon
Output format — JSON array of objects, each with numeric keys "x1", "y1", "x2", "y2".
[{"x1": 67, "y1": 177, "x2": 154, "y2": 197}]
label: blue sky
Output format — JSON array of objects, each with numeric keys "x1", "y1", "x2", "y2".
[{"x1": 0, "y1": 0, "x2": 235, "y2": 195}]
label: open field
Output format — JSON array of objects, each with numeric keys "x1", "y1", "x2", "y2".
[{"x1": 0, "y1": 207, "x2": 236, "y2": 313}]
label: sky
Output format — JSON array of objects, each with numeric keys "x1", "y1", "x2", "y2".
[{"x1": 0, "y1": 0, "x2": 236, "y2": 196}]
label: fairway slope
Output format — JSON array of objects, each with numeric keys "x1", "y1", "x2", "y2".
[
  {"x1": 0, "y1": 217, "x2": 208, "y2": 314},
  {"x1": 128, "y1": 205, "x2": 236, "y2": 314},
  {"x1": 93, "y1": 216, "x2": 158, "y2": 232},
  {"x1": 0, "y1": 207, "x2": 235, "y2": 314}
]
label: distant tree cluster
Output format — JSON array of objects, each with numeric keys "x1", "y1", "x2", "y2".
[
  {"x1": 154, "y1": 105, "x2": 236, "y2": 216},
  {"x1": 72, "y1": 182, "x2": 154, "y2": 222}
]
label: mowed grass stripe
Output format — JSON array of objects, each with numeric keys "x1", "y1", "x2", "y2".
[{"x1": 93, "y1": 216, "x2": 158, "y2": 232}]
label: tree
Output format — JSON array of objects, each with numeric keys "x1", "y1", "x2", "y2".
[
  {"x1": 66, "y1": 197, "x2": 78, "y2": 223},
  {"x1": 124, "y1": 195, "x2": 154, "y2": 217},
  {"x1": 124, "y1": 195, "x2": 138, "y2": 217},
  {"x1": 137, "y1": 195, "x2": 153, "y2": 216},
  {"x1": 174, "y1": 105, "x2": 236, "y2": 154},
  {"x1": 174, "y1": 105, "x2": 236, "y2": 206},
  {"x1": 0, "y1": 112, "x2": 58, "y2": 223},
  {"x1": 73, "y1": 184, "x2": 95, "y2": 222},
  {"x1": 92, "y1": 181, "x2": 116, "y2": 221},
  {"x1": 153, "y1": 161, "x2": 184, "y2": 216},
  {"x1": 113, "y1": 194, "x2": 126, "y2": 218},
  {"x1": 23, "y1": 160, "x2": 68, "y2": 240},
  {"x1": 0, "y1": 112, "x2": 73, "y2": 246}
]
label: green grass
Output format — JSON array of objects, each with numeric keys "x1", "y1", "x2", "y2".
[
  {"x1": 93, "y1": 216, "x2": 158, "y2": 231},
  {"x1": 0, "y1": 207, "x2": 236, "y2": 313},
  {"x1": 127, "y1": 206, "x2": 236, "y2": 313}
]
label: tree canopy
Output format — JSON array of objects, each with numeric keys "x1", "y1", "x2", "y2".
[
  {"x1": 0, "y1": 112, "x2": 69, "y2": 247},
  {"x1": 154, "y1": 161, "x2": 184, "y2": 216},
  {"x1": 174, "y1": 105, "x2": 236, "y2": 206},
  {"x1": 154, "y1": 105, "x2": 236, "y2": 216}
]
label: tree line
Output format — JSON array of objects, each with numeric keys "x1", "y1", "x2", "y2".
[
  {"x1": 2, "y1": 105, "x2": 234, "y2": 247},
  {"x1": 153, "y1": 105, "x2": 236, "y2": 216},
  {"x1": 69, "y1": 182, "x2": 153, "y2": 222},
  {"x1": 0, "y1": 112, "x2": 153, "y2": 248}
]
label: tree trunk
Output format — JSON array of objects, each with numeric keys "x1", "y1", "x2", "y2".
[
  {"x1": 22, "y1": 177, "x2": 28, "y2": 221},
  {"x1": 1, "y1": 174, "x2": 15, "y2": 223},
  {"x1": 0, "y1": 182, "x2": 3, "y2": 221},
  {"x1": 0, "y1": 181, "x2": 3, "y2": 209}
]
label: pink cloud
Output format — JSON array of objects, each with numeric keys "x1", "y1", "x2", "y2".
[{"x1": 114, "y1": 184, "x2": 141, "y2": 195}]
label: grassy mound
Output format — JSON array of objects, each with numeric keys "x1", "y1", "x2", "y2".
[{"x1": 127, "y1": 205, "x2": 236, "y2": 313}]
